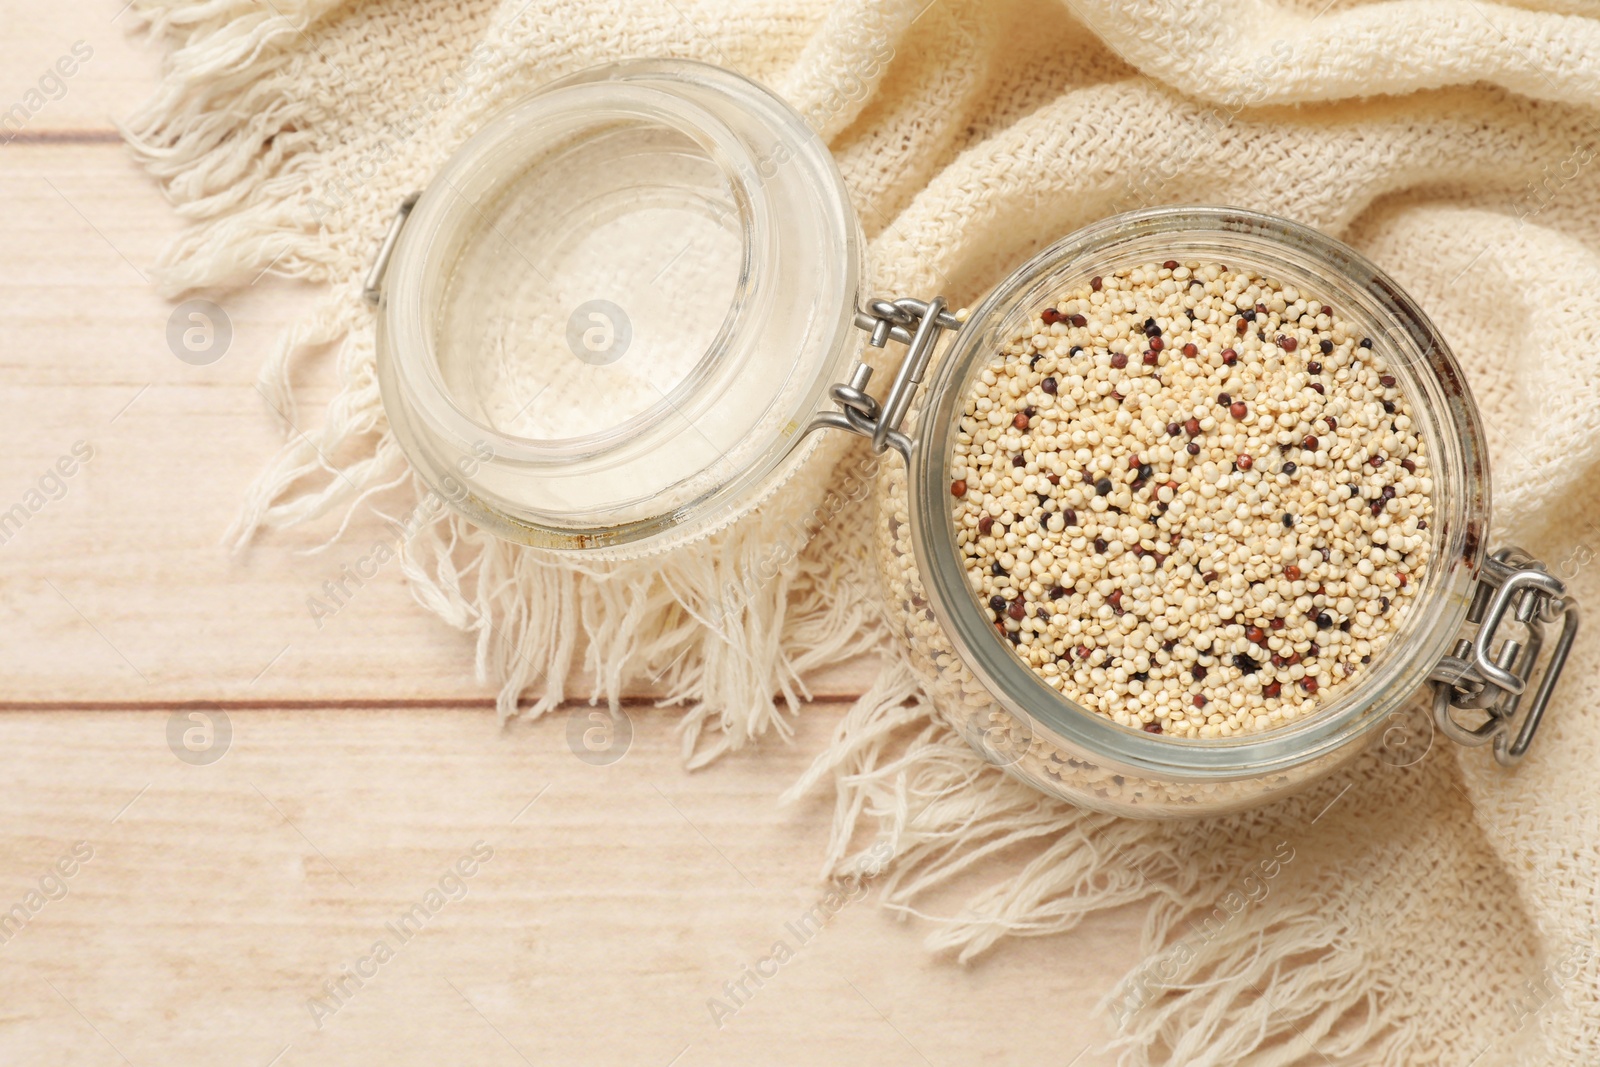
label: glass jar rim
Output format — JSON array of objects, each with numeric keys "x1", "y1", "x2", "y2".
[
  {"x1": 906, "y1": 206, "x2": 1492, "y2": 780},
  {"x1": 387, "y1": 77, "x2": 774, "y2": 467},
  {"x1": 375, "y1": 59, "x2": 864, "y2": 554}
]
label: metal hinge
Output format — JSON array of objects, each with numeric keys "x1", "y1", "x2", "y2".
[
  {"x1": 362, "y1": 192, "x2": 421, "y2": 305},
  {"x1": 802, "y1": 296, "x2": 961, "y2": 461},
  {"x1": 1430, "y1": 547, "x2": 1580, "y2": 766}
]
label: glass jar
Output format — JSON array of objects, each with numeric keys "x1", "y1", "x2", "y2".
[
  {"x1": 368, "y1": 59, "x2": 1578, "y2": 818},
  {"x1": 371, "y1": 59, "x2": 862, "y2": 556}
]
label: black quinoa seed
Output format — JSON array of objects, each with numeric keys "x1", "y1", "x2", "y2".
[{"x1": 1095, "y1": 478, "x2": 1114, "y2": 496}]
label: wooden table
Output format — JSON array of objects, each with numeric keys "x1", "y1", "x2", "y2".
[{"x1": 0, "y1": 5, "x2": 1142, "y2": 1063}]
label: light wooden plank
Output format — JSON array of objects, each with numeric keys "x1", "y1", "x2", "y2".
[
  {"x1": 0, "y1": 705, "x2": 1136, "y2": 1065},
  {"x1": 0, "y1": 140, "x2": 489, "y2": 702},
  {"x1": 0, "y1": 1, "x2": 155, "y2": 138},
  {"x1": 0, "y1": 140, "x2": 881, "y2": 704},
  {"x1": 0, "y1": 1, "x2": 884, "y2": 704},
  {"x1": 0, "y1": 4, "x2": 595, "y2": 704}
]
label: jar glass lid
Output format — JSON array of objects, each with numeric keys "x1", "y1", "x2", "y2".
[{"x1": 377, "y1": 60, "x2": 864, "y2": 553}]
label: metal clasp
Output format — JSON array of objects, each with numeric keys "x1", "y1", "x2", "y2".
[
  {"x1": 802, "y1": 296, "x2": 961, "y2": 461},
  {"x1": 1430, "y1": 547, "x2": 1580, "y2": 766},
  {"x1": 362, "y1": 192, "x2": 420, "y2": 305}
]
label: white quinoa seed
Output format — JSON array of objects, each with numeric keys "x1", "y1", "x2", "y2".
[{"x1": 950, "y1": 262, "x2": 1433, "y2": 740}]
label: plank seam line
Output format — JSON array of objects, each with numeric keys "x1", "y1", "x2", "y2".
[{"x1": 4, "y1": 129, "x2": 123, "y2": 145}]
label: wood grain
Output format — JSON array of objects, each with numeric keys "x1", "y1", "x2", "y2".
[
  {"x1": 0, "y1": 3, "x2": 1146, "y2": 1063},
  {"x1": 0, "y1": 707, "x2": 1139, "y2": 1066}
]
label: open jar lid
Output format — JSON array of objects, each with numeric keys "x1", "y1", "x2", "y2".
[{"x1": 373, "y1": 59, "x2": 864, "y2": 554}]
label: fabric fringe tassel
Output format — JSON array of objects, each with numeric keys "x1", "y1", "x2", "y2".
[
  {"x1": 786, "y1": 657, "x2": 1436, "y2": 1065},
  {"x1": 1100, "y1": 908, "x2": 1408, "y2": 1067},
  {"x1": 784, "y1": 659, "x2": 1175, "y2": 956},
  {"x1": 121, "y1": 0, "x2": 897, "y2": 760}
]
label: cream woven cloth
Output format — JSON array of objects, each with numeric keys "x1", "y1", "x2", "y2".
[{"x1": 128, "y1": 0, "x2": 1600, "y2": 1062}]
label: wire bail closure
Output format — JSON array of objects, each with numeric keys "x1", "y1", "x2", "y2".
[
  {"x1": 1430, "y1": 547, "x2": 1580, "y2": 766},
  {"x1": 363, "y1": 193, "x2": 420, "y2": 305},
  {"x1": 803, "y1": 296, "x2": 960, "y2": 461}
]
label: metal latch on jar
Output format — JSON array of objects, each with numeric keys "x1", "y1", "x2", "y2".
[
  {"x1": 1430, "y1": 547, "x2": 1580, "y2": 765},
  {"x1": 803, "y1": 296, "x2": 961, "y2": 461},
  {"x1": 362, "y1": 193, "x2": 421, "y2": 305}
]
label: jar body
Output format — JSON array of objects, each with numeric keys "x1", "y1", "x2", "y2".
[{"x1": 878, "y1": 208, "x2": 1490, "y2": 818}]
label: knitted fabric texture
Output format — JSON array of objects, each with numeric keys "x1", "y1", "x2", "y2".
[{"x1": 126, "y1": 0, "x2": 1600, "y2": 1063}]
